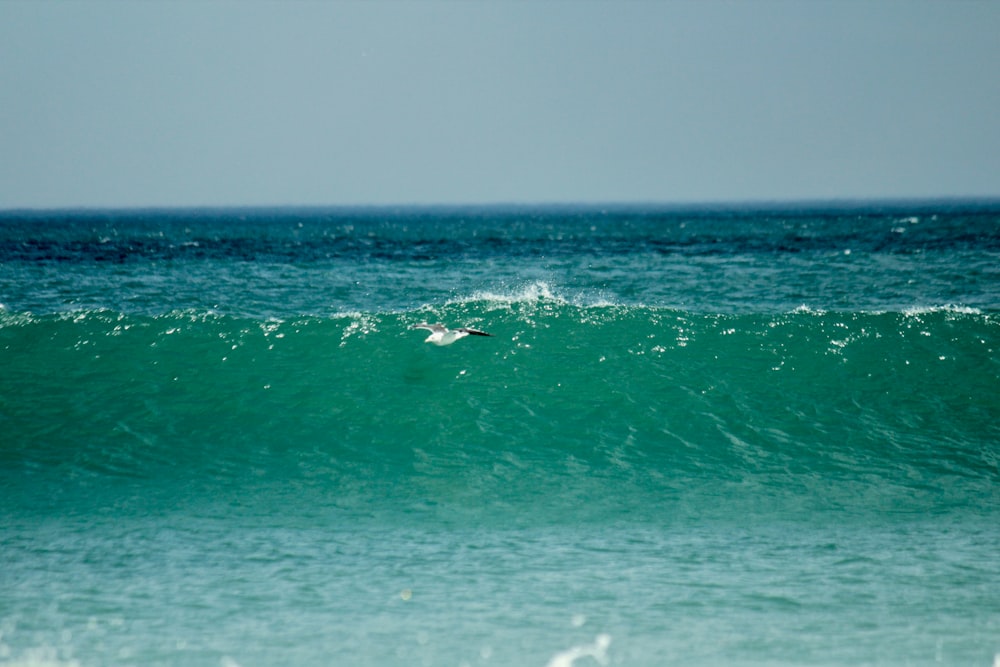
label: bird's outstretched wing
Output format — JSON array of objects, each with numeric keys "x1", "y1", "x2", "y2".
[{"x1": 457, "y1": 328, "x2": 492, "y2": 337}]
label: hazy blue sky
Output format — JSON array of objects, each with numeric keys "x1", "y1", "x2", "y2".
[{"x1": 1, "y1": 1, "x2": 998, "y2": 208}]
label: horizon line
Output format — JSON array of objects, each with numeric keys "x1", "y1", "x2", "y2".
[{"x1": 3, "y1": 195, "x2": 1000, "y2": 215}]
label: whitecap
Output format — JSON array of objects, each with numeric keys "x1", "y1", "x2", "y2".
[
  {"x1": 545, "y1": 634, "x2": 611, "y2": 667},
  {"x1": 459, "y1": 280, "x2": 566, "y2": 306},
  {"x1": 902, "y1": 304, "x2": 982, "y2": 317},
  {"x1": 790, "y1": 304, "x2": 826, "y2": 315}
]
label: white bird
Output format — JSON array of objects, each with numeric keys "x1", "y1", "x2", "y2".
[{"x1": 410, "y1": 322, "x2": 493, "y2": 346}]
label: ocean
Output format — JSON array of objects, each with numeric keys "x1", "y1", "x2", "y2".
[{"x1": 1, "y1": 202, "x2": 998, "y2": 667}]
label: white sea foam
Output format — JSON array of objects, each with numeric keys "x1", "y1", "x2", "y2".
[
  {"x1": 789, "y1": 304, "x2": 986, "y2": 318},
  {"x1": 902, "y1": 304, "x2": 982, "y2": 316},
  {"x1": 453, "y1": 281, "x2": 632, "y2": 312},
  {"x1": 460, "y1": 280, "x2": 566, "y2": 306},
  {"x1": 545, "y1": 634, "x2": 611, "y2": 667},
  {"x1": 790, "y1": 304, "x2": 827, "y2": 315}
]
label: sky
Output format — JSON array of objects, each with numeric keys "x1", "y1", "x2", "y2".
[{"x1": 1, "y1": 1, "x2": 998, "y2": 209}]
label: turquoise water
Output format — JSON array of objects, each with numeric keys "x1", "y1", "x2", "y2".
[{"x1": 1, "y1": 204, "x2": 999, "y2": 666}]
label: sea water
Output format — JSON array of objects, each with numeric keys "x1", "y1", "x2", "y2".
[{"x1": 1, "y1": 203, "x2": 998, "y2": 666}]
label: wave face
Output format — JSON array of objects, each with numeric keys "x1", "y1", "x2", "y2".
[
  {"x1": 2, "y1": 204, "x2": 999, "y2": 667},
  {"x1": 3, "y1": 300, "x2": 997, "y2": 524}
]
